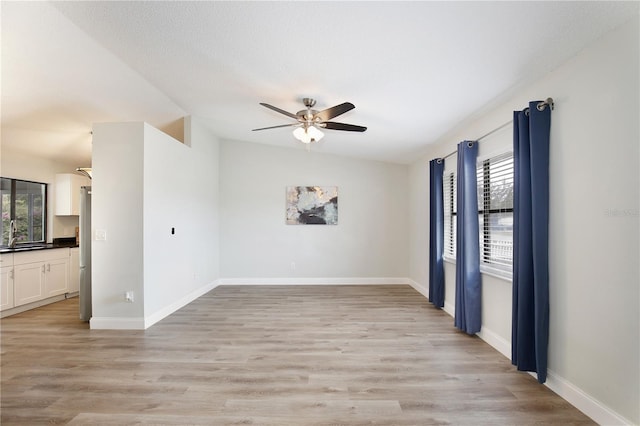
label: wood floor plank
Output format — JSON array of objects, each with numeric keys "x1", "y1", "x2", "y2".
[{"x1": 1, "y1": 285, "x2": 594, "y2": 425}]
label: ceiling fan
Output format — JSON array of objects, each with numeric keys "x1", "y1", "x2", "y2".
[{"x1": 252, "y1": 98, "x2": 367, "y2": 144}]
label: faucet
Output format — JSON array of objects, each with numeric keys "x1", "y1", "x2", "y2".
[{"x1": 8, "y1": 220, "x2": 17, "y2": 248}]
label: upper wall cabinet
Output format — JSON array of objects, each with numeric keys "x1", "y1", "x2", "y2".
[{"x1": 55, "y1": 173, "x2": 90, "y2": 216}]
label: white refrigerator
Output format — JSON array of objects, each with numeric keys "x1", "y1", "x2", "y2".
[{"x1": 79, "y1": 186, "x2": 92, "y2": 321}]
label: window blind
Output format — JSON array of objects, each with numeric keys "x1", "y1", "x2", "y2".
[
  {"x1": 477, "y1": 152, "x2": 514, "y2": 274},
  {"x1": 443, "y1": 171, "x2": 457, "y2": 259}
]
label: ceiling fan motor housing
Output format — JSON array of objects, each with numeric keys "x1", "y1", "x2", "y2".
[{"x1": 299, "y1": 98, "x2": 318, "y2": 122}]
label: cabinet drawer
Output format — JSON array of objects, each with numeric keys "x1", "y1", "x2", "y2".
[
  {"x1": 42, "y1": 248, "x2": 70, "y2": 261},
  {"x1": 13, "y1": 248, "x2": 69, "y2": 265}
]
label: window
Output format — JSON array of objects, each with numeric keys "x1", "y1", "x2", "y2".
[
  {"x1": 440, "y1": 151, "x2": 514, "y2": 279},
  {"x1": 443, "y1": 171, "x2": 456, "y2": 259},
  {"x1": 477, "y1": 152, "x2": 514, "y2": 277},
  {"x1": 1, "y1": 177, "x2": 47, "y2": 246}
]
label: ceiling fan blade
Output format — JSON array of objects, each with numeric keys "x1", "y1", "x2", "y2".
[
  {"x1": 252, "y1": 123, "x2": 300, "y2": 131},
  {"x1": 314, "y1": 102, "x2": 355, "y2": 121},
  {"x1": 322, "y1": 122, "x2": 367, "y2": 132},
  {"x1": 259, "y1": 103, "x2": 298, "y2": 120}
]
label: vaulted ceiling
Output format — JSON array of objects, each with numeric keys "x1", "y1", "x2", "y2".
[{"x1": 2, "y1": 1, "x2": 638, "y2": 166}]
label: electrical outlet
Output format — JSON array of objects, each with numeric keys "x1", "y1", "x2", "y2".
[
  {"x1": 291, "y1": 261, "x2": 296, "y2": 271},
  {"x1": 125, "y1": 291, "x2": 134, "y2": 303}
]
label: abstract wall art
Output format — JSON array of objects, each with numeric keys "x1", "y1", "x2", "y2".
[{"x1": 286, "y1": 186, "x2": 338, "y2": 225}]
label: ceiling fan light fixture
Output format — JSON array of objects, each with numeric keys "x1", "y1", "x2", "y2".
[
  {"x1": 293, "y1": 126, "x2": 308, "y2": 143},
  {"x1": 293, "y1": 126, "x2": 324, "y2": 144},
  {"x1": 307, "y1": 125, "x2": 324, "y2": 141}
]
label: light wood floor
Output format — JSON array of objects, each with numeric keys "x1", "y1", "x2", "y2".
[{"x1": 1, "y1": 285, "x2": 593, "y2": 425}]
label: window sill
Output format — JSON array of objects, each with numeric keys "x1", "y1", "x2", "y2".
[
  {"x1": 443, "y1": 256, "x2": 456, "y2": 266},
  {"x1": 480, "y1": 265, "x2": 512, "y2": 282},
  {"x1": 442, "y1": 257, "x2": 512, "y2": 283}
]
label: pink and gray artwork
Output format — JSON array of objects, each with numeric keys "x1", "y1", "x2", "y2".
[{"x1": 286, "y1": 186, "x2": 338, "y2": 225}]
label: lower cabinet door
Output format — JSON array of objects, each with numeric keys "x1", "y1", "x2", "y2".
[
  {"x1": 44, "y1": 258, "x2": 69, "y2": 298},
  {"x1": 14, "y1": 262, "x2": 45, "y2": 306},
  {"x1": 0, "y1": 266, "x2": 15, "y2": 311}
]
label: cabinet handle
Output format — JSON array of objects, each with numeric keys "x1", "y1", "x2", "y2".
[
  {"x1": 47, "y1": 263, "x2": 51, "y2": 272},
  {"x1": 42, "y1": 264, "x2": 46, "y2": 273},
  {"x1": 9, "y1": 269, "x2": 14, "y2": 280}
]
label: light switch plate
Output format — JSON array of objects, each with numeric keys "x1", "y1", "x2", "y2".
[{"x1": 95, "y1": 229, "x2": 107, "y2": 241}]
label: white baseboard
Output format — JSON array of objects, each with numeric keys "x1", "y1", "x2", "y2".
[
  {"x1": 542, "y1": 370, "x2": 634, "y2": 426},
  {"x1": 90, "y1": 316, "x2": 146, "y2": 330},
  {"x1": 477, "y1": 326, "x2": 511, "y2": 359},
  {"x1": 408, "y1": 278, "x2": 429, "y2": 299},
  {"x1": 90, "y1": 281, "x2": 219, "y2": 330},
  {"x1": 144, "y1": 280, "x2": 220, "y2": 329},
  {"x1": 218, "y1": 277, "x2": 411, "y2": 286}
]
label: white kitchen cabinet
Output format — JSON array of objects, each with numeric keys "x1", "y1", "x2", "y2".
[
  {"x1": 44, "y1": 256, "x2": 69, "y2": 298},
  {"x1": 0, "y1": 265, "x2": 15, "y2": 310},
  {"x1": 14, "y1": 261, "x2": 45, "y2": 306},
  {"x1": 69, "y1": 247, "x2": 80, "y2": 293},
  {"x1": 12, "y1": 248, "x2": 70, "y2": 308},
  {"x1": 55, "y1": 173, "x2": 90, "y2": 216},
  {"x1": 0, "y1": 253, "x2": 13, "y2": 266}
]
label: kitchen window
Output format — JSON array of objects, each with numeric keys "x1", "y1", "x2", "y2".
[{"x1": 1, "y1": 177, "x2": 47, "y2": 246}]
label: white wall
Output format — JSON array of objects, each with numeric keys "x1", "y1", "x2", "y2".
[
  {"x1": 219, "y1": 140, "x2": 409, "y2": 282},
  {"x1": 408, "y1": 16, "x2": 639, "y2": 425},
  {"x1": 91, "y1": 117, "x2": 220, "y2": 329},
  {"x1": 143, "y1": 117, "x2": 220, "y2": 322},
  {"x1": 91, "y1": 122, "x2": 145, "y2": 323}
]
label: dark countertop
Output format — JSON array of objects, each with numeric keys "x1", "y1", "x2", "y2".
[{"x1": 0, "y1": 241, "x2": 78, "y2": 254}]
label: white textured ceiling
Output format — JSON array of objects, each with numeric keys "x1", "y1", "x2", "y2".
[{"x1": 2, "y1": 1, "x2": 638, "y2": 166}]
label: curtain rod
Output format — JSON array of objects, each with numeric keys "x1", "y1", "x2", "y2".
[{"x1": 436, "y1": 98, "x2": 554, "y2": 163}]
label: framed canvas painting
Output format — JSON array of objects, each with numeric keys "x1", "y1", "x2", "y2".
[{"x1": 286, "y1": 186, "x2": 338, "y2": 225}]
